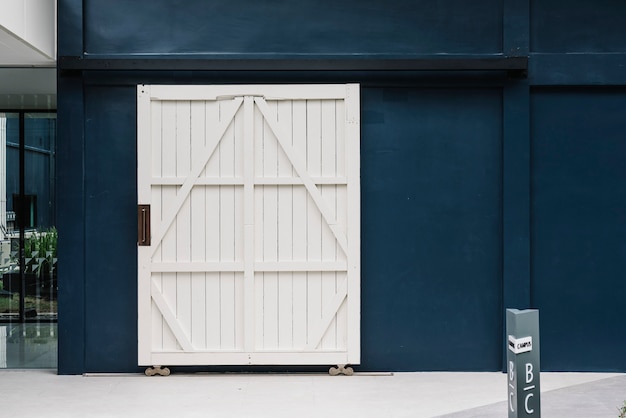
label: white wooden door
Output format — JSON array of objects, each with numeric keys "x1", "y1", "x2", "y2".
[{"x1": 137, "y1": 84, "x2": 360, "y2": 367}]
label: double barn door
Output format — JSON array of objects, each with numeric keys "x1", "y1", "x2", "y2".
[{"x1": 137, "y1": 84, "x2": 360, "y2": 367}]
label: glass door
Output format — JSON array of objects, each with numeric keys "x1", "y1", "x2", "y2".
[{"x1": 0, "y1": 111, "x2": 57, "y2": 368}]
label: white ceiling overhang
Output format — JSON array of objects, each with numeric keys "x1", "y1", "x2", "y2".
[{"x1": 0, "y1": 0, "x2": 56, "y2": 109}]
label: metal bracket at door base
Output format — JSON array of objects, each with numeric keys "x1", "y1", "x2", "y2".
[
  {"x1": 329, "y1": 364, "x2": 354, "y2": 376},
  {"x1": 145, "y1": 365, "x2": 170, "y2": 376}
]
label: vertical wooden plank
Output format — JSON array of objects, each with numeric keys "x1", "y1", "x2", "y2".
[
  {"x1": 204, "y1": 101, "x2": 220, "y2": 178},
  {"x1": 176, "y1": 101, "x2": 192, "y2": 347},
  {"x1": 335, "y1": 91, "x2": 348, "y2": 362},
  {"x1": 335, "y1": 97, "x2": 350, "y2": 349},
  {"x1": 150, "y1": 298, "x2": 163, "y2": 354},
  {"x1": 320, "y1": 100, "x2": 337, "y2": 349},
  {"x1": 205, "y1": 272, "x2": 221, "y2": 349},
  {"x1": 219, "y1": 196, "x2": 236, "y2": 350},
  {"x1": 253, "y1": 103, "x2": 265, "y2": 349},
  {"x1": 262, "y1": 101, "x2": 279, "y2": 349},
  {"x1": 254, "y1": 98, "x2": 265, "y2": 179},
  {"x1": 277, "y1": 100, "x2": 294, "y2": 349},
  {"x1": 320, "y1": 100, "x2": 337, "y2": 179},
  {"x1": 205, "y1": 101, "x2": 221, "y2": 263},
  {"x1": 233, "y1": 97, "x2": 245, "y2": 181},
  {"x1": 277, "y1": 272, "x2": 293, "y2": 349},
  {"x1": 335, "y1": 99, "x2": 346, "y2": 180},
  {"x1": 345, "y1": 84, "x2": 361, "y2": 362},
  {"x1": 306, "y1": 243, "x2": 322, "y2": 352},
  {"x1": 335, "y1": 272, "x2": 348, "y2": 350},
  {"x1": 163, "y1": 246, "x2": 180, "y2": 347},
  {"x1": 205, "y1": 100, "x2": 221, "y2": 349},
  {"x1": 161, "y1": 100, "x2": 178, "y2": 257},
  {"x1": 137, "y1": 86, "x2": 153, "y2": 203},
  {"x1": 335, "y1": 100, "x2": 347, "y2": 264},
  {"x1": 277, "y1": 100, "x2": 293, "y2": 179},
  {"x1": 334, "y1": 105, "x2": 348, "y2": 348},
  {"x1": 137, "y1": 86, "x2": 156, "y2": 361},
  {"x1": 254, "y1": 194, "x2": 264, "y2": 350},
  {"x1": 235, "y1": 98, "x2": 247, "y2": 351},
  {"x1": 306, "y1": 100, "x2": 322, "y2": 349},
  {"x1": 335, "y1": 183, "x2": 349, "y2": 350},
  {"x1": 254, "y1": 270, "x2": 264, "y2": 350},
  {"x1": 220, "y1": 99, "x2": 236, "y2": 350},
  {"x1": 234, "y1": 271, "x2": 244, "y2": 351},
  {"x1": 160, "y1": 100, "x2": 179, "y2": 350},
  {"x1": 149, "y1": 100, "x2": 162, "y2": 254},
  {"x1": 291, "y1": 100, "x2": 308, "y2": 349},
  {"x1": 233, "y1": 106, "x2": 246, "y2": 266},
  {"x1": 190, "y1": 101, "x2": 207, "y2": 349},
  {"x1": 307, "y1": 100, "x2": 322, "y2": 178},
  {"x1": 190, "y1": 274, "x2": 205, "y2": 350},
  {"x1": 150, "y1": 193, "x2": 164, "y2": 355}
]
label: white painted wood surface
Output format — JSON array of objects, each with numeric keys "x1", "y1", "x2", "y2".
[{"x1": 137, "y1": 84, "x2": 360, "y2": 366}]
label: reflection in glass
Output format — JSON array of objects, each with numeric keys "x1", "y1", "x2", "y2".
[
  {"x1": 0, "y1": 112, "x2": 57, "y2": 369},
  {"x1": 0, "y1": 113, "x2": 19, "y2": 317}
]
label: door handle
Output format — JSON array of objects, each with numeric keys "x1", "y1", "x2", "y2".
[{"x1": 138, "y1": 204, "x2": 151, "y2": 246}]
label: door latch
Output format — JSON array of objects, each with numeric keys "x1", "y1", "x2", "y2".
[{"x1": 138, "y1": 204, "x2": 151, "y2": 246}]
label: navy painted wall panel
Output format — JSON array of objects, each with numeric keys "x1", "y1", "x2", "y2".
[
  {"x1": 83, "y1": 86, "x2": 139, "y2": 372},
  {"x1": 57, "y1": 76, "x2": 86, "y2": 375},
  {"x1": 361, "y1": 87, "x2": 503, "y2": 371},
  {"x1": 83, "y1": 0, "x2": 502, "y2": 56},
  {"x1": 71, "y1": 81, "x2": 504, "y2": 372},
  {"x1": 531, "y1": 89, "x2": 626, "y2": 371},
  {"x1": 531, "y1": 0, "x2": 626, "y2": 53},
  {"x1": 58, "y1": 0, "x2": 83, "y2": 55}
]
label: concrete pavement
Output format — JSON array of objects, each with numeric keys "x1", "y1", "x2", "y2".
[{"x1": 0, "y1": 369, "x2": 624, "y2": 417}]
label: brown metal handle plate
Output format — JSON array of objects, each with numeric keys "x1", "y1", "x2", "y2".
[{"x1": 138, "y1": 204, "x2": 151, "y2": 246}]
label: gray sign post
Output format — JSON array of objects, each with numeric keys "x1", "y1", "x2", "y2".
[{"x1": 506, "y1": 309, "x2": 541, "y2": 417}]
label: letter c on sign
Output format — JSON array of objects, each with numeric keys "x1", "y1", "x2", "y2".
[
  {"x1": 525, "y1": 393, "x2": 534, "y2": 414},
  {"x1": 509, "y1": 391, "x2": 515, "y2": 412}
]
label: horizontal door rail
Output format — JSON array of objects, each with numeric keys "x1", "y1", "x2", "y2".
[
  {"x1": 150, "y1": 261, "x2": 348, "y2": 273},
  {"x1": 59, "y1": 55, "x2": 528, "y2": 77},
  {"x1": 151, "y1": 176, "x2": 348, "y2": 186}
]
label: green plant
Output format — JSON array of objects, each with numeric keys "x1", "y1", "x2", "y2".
[
  {"x1": 618, "y1": 401, "x2": 626, "y2": 418},
  {"x1": 24, "y1": 227, "x2": 58, "y2": 278},
  {"x1": 2, "y1": 227, "x2": 60, "y2": 278}
]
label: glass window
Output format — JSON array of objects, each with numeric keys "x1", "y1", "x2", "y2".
[{"x1": 0, "y1": 111, "x2": 57, "y2": 369}]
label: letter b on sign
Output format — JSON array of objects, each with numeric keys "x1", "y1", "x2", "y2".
[{"x1": 525, "y1": 363, "x2": 533, "y2": 384}]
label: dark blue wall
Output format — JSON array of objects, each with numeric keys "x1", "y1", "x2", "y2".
[
  {"x1": 527, "y1": 0, "x2": 626, "y2": 372},
  {"x1": 84, "y1": 0, "x2": 502, "y2": 56},
  {"x1": 531, "y1": 0, "x2": 626, "y2": 52},
  {"x1": 361, "y1": 88, "x2": 503, "y2": 370},
  {"x1": 531, "y1": 89, "x2": 626, "y2": 372},
  {"x1": 57, "y1": 0, "x2": 626, "y2": 373},
  {"x1": 83, "y1": 87, "x2": 138, "y2": 372}
]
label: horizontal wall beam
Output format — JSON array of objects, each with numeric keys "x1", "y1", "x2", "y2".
[{"x1": 59, "y1": 56, "x2": 528, "y2": 77}]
